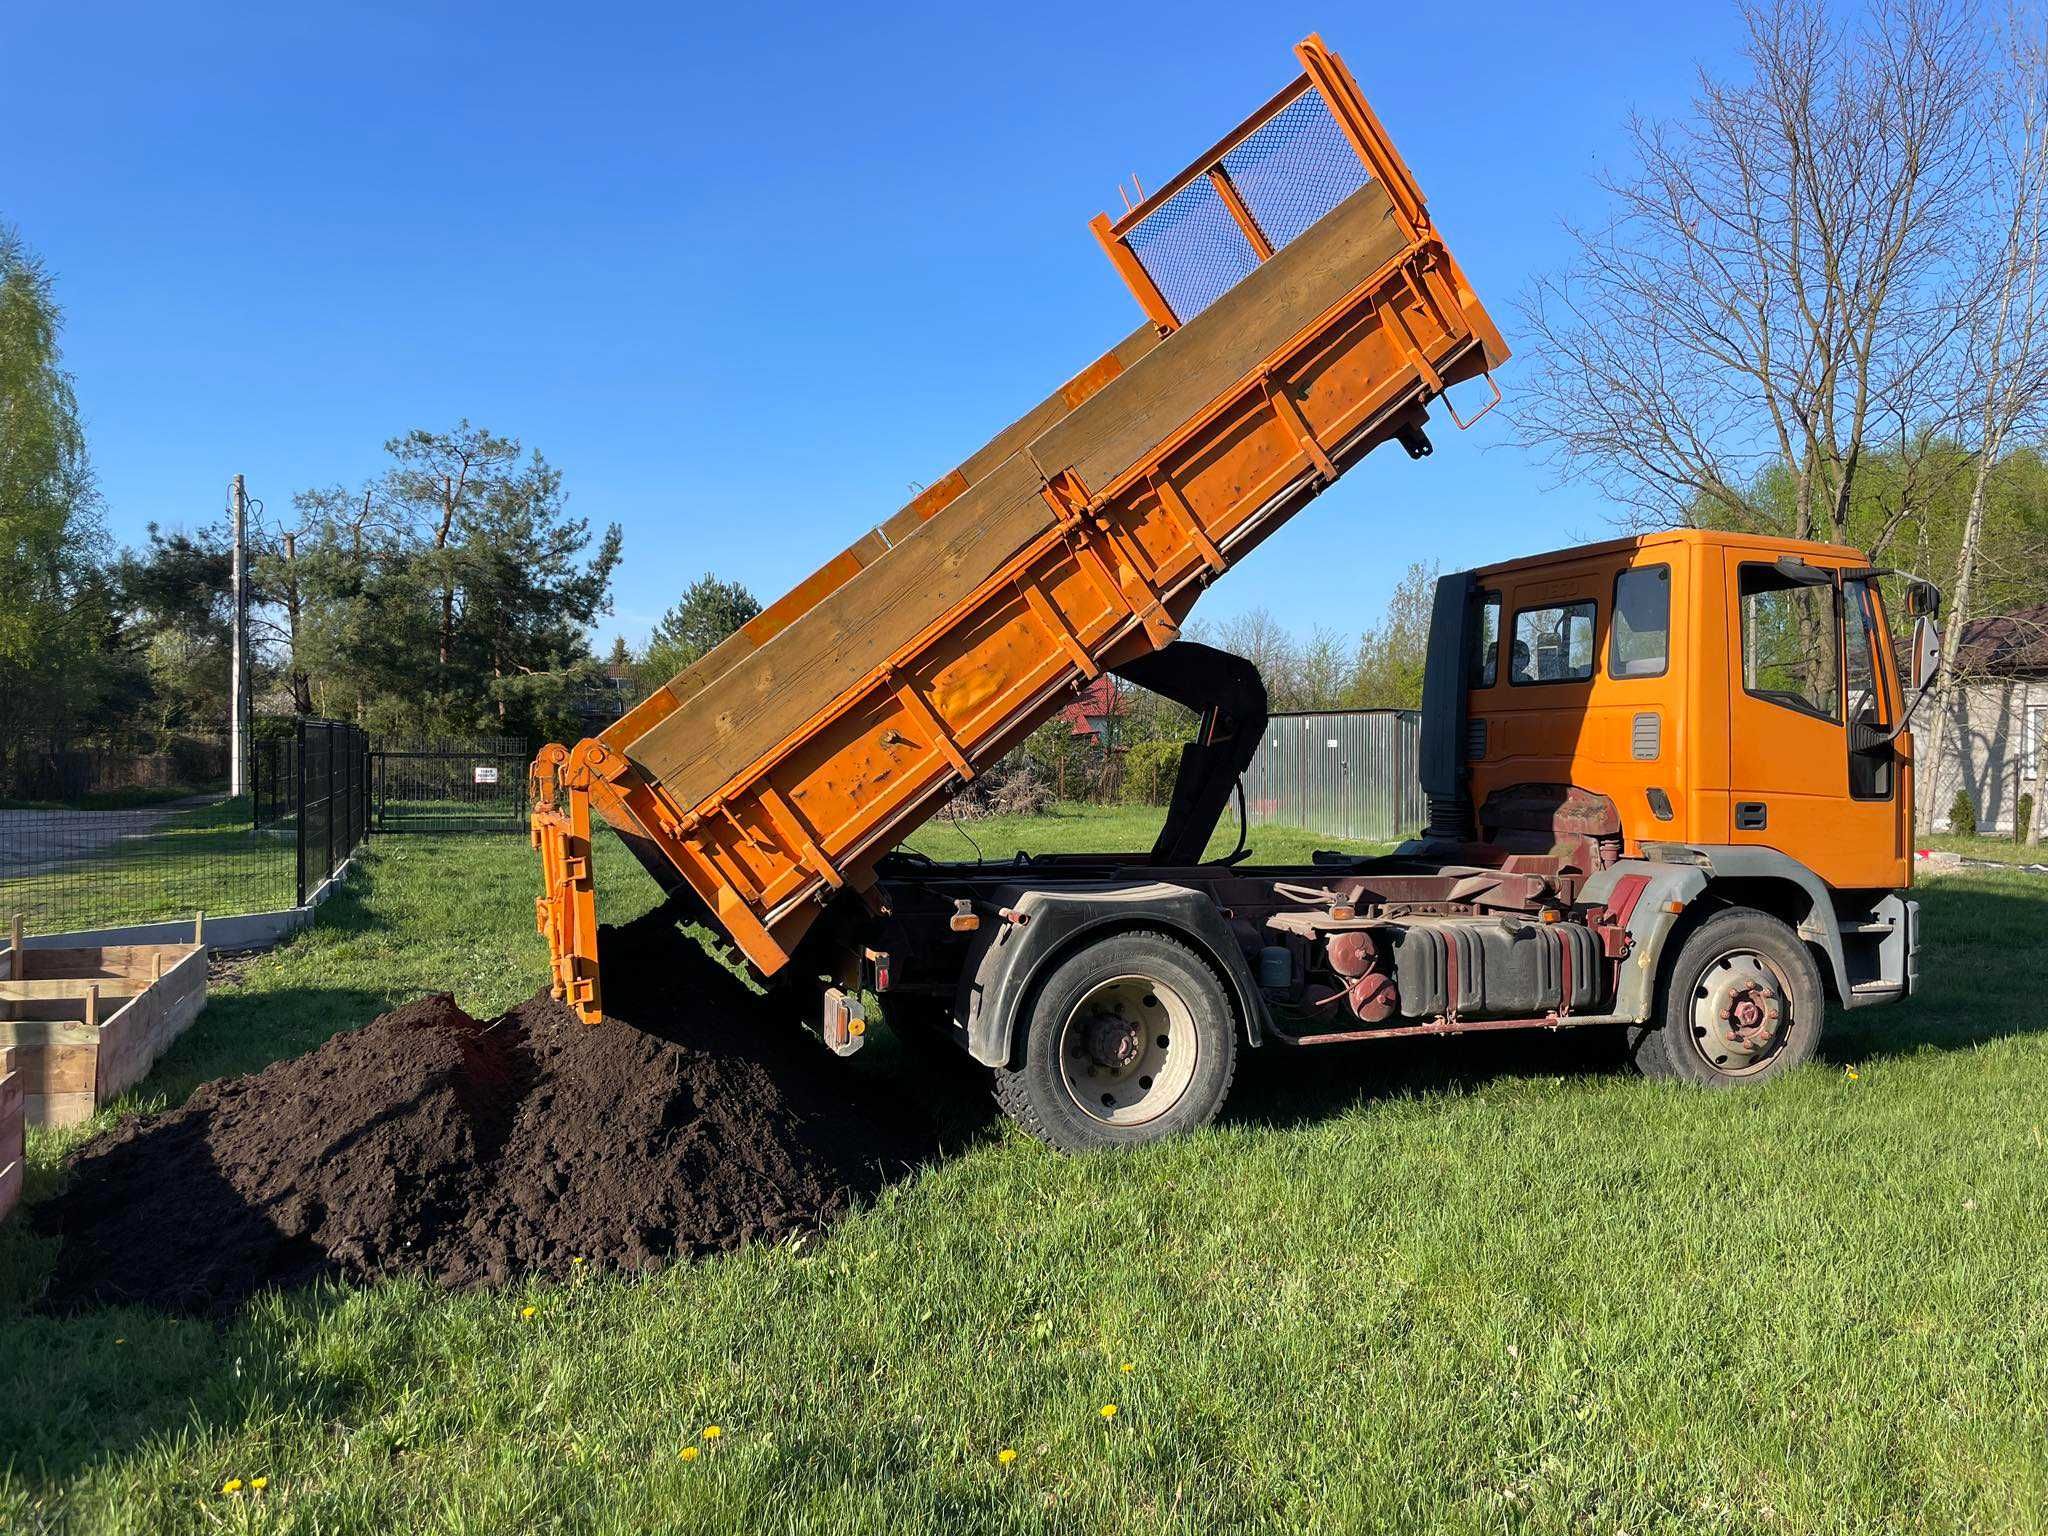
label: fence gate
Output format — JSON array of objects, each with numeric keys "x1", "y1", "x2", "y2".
[{"x1": 369, "y1": 737, "x2": 531, "y2": 833}]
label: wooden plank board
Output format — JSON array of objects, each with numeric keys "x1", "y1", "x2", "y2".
[
  {"x1": 24, "y1": 1091, "x2": 94, "y2": 1129},
  {"x1": 0, "y1": 943, "x2": 203, "y2": 983},
  {"x1": 94, "y1": 949, "x2": 206, "y2": 1105},
  {"x1": 635, "y1": 452, "x2": 1054, "y2": 805},
  {"x1": 621, "y1": 188, "x2": 1401, "y2": 815},
  {"x1": 0, "y1": 1047, "x2": 19, "y2": 1226},
  {"x1": 611, "y1": 324, "x2": 1162, "y2": 768},
  {"x1": 1029, "y1": 182, "x2": 1404, "y2": 492},
  {"x1": 0, "y1": 1018, "x2": 105, "y2": 1047}
]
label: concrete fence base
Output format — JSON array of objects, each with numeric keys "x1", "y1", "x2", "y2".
[{"x1": 20, "y1": 857, "x2": 359, "y2": 954}]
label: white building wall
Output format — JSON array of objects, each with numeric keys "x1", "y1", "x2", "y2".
[{"x1": 1926, "y1": 677, "x2": 2047, "y2": 833}]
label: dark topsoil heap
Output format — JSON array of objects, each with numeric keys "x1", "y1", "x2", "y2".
[{"x1": 37, "y1": 910, "x2": 935, "y2": 1316}]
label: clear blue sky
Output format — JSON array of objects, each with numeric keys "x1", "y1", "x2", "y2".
[{"x1": 5, "y1": 0, "x2": 1746, "y2": 652}]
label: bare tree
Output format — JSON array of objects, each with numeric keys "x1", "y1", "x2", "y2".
[
  {"x1": 1514, "y1": 0, "x2": 1985, "y2": 549},
  {"x1": 1924, "y1": 14, "x2": 2048, "y2": 828}
]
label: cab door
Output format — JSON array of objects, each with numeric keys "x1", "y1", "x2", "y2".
[{"x1": 1724, "y1": 555, "x2": 1899, "y2": 889}]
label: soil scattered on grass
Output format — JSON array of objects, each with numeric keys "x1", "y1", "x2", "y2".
[{"x1": 37, "y1": 910, "x2": 936, "y2": 1316}]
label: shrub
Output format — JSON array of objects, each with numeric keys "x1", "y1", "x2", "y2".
[
  {"x1": 1949, "y1": 790, "x2": 1977, "y2": 836},
  {"x1": 2018, "y1": 792, "x2": 2035, "y2": 845},
  {"x1": 1121, "y1": 738, "x2": 1185, "y2": 805}
]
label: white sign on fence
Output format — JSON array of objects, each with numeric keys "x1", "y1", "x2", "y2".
[{"x1": 473, "y1": 765, "x2": 500, "y2": 785}]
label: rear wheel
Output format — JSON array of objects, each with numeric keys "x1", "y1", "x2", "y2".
[
  {"x1": 994, "y1": 930, "x2": 1237, "y2": 1152},
  {"x1": 1632, "y1": 908, "x2": 1824, "y2": 1086}
]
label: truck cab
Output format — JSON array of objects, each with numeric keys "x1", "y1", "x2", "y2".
[
  {"x1": 868, "y1": 530, "x2": 1933, "y2": 1151},
  {"x1": 1451, "y1": 529, "x2": 1914, "y2": 896}
]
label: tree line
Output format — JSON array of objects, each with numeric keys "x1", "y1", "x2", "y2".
[
  {"x1": 0, "y1": 223, "x2": 625, "y2": 791},
  {"x1": 1515, "y1": 0, "x2": 2048, "y2": 829}
]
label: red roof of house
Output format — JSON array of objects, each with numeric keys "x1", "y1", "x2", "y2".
[{"x1": 1059, "y1": 675, "x2": 1124, "y2": 736}]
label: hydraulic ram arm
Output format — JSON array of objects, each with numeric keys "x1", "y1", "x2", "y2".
[
  {"x1": 529, "y1": 33, "x2": 1506, "y2": 1022},
  {"x1": 530, "y1": 743, "x2": 600, "y2": 1021}
]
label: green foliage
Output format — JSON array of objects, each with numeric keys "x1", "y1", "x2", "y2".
[
  {"x1": 267, "y1": 425, "x2": 623, "y2": 738},
  {"x1": 1120, "y1": 737, "x2": 1184, "y2": 804},
  {"x1": 1019, "y1": 717, "x2": 1101, "y2": 802},
  {"x1": 1950, "y1": 790, "x2": 1978, "y2": 836},
  {"x1": 2018, "y1": 793, "x2": 2035, "y2": 846},
  {"x1": 641, "y1": 573, "x2": 761, "y2": 688},
  {"x1": 0, "y1": 223, "x2": 113, "y2": 766},
  {"x1": 1344, "y1": 560, "x2": 1437, "y2": 709}
]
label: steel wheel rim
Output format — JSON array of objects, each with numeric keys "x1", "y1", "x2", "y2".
[
  {"x1": 1686, "y1": 948, "x2": 1793, "y2": 1077},
  {"x1": 1057, "y1": 974, "x2": 1199, "y2": 1127}
]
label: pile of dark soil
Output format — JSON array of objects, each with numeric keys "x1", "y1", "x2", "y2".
[{"x1": 37, "y1": 911, "x2": 936, "y2": 1316}]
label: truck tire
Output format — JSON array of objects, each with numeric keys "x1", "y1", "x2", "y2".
[
  {"x1": 1632, "y1": 907, "x2": 1824, "y2": 1086},
  {"x1": 994, "y1": 930, "x2": 1238, "y2": 1152}
]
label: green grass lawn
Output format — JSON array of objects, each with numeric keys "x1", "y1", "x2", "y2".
[
  {"x1": 1920, "y1": 830, "x2": 2048, "y2": 866},
  {"x1": 902, "y1": 800, "x2": 1391, "y2": 864},
  {"x1": 2, "y1": 796, "x2": 298, "y2": 935},
  {"x1": 3, "y1": 808, "x2": 2046, "y2": 1533}
]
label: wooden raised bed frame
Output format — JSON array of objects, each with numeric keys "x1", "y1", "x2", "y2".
[
  {"x1": 0, "y1": 917, "x2": 209, "y2": 1128},
  {"x1": 0, "y1": 1046, "x2": 20, "y2": 1224}
]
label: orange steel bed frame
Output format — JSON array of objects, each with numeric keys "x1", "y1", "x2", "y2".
[{"x1": 531, "y1": 35, "x2": 1507, "y2": 1022}]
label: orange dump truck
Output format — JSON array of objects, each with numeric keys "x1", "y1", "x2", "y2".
[{"x1": 534, "y1": 35, "x2": 1934, "y2": 1150}]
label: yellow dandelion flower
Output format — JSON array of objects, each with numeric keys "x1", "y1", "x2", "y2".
[
  {"x1": 1120, "y1": 1361, "x2": 1134, "y2": 1373},
  {"x1": 521, "y1": 1305, "x2": 537, "y2": 1319},
  {"x1": 250, "y1": 1477, "x2": 268, "y2": 1491},
  {"x1": 221, "y1": 1479, "x2": 243, "y2": 1494},
  {"x1": 1099, "y1": 1404, "x2": 1118, "y2": 1420},
  {"x1": 679, "y1": 1445, "x2": 700, "y2": 1462},
  {"x1": 571, "y1": 1256, "x2": 585, "y2": 1266},
  {"x1": 1846, "y1": 1068, "x2": 1860, "y2": 1080},
  {"x1": 997, "y1": 1448, "x2": 1018, "y2": 1466},
  {"x1": 702, "y1": 1425, "x2": 723, "y2": 1440}
]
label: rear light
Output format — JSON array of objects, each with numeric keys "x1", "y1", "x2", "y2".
[{"x1": 949, "y1": 899, "x2": 980, "y2": 933}]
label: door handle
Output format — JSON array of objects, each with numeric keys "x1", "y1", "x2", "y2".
[{"x1": 1735, "y1": 801, "x2": 1768, "y2": 831}]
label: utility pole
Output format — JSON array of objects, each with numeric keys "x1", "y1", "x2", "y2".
[{"x1": 230, "y1": 474, "x2": 248, "y2": 797}]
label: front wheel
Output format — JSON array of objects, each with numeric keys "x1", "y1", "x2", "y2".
[
  {"x1": 994, "y1": 930, "x2": 1238, "y2": 1152},
  {"x1": 1631, "y1": 907, "x2": 1825, "y2": 1086}
]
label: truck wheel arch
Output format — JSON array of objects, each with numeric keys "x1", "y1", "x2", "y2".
[
  {"x1": 1600, "y1": 847, "x2": 1853, "y2": 1012},
  {"x1": 957, "y1": 886, "x2": 1268, "y2": 1069}
]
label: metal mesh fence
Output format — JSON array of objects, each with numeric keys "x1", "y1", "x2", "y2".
[
  {"x1": 1123, "y1": 177, "x2": 1264, "y2": 329},
  {"x1": 0, "y1": 717, "x2": 368, "y2": 937},
  {"x1": 295, "y1": 720, "x2": 369, "y2": 905},
  {"x1": 370, "y1": 736, "x2": 530, "y2": 833},
  {"x1": 1119, "y1": 88, "x2": 1371, "y2": 325},
  {"x1": 1221, "y1": 92, "x2": 1368, "y2": 250}
]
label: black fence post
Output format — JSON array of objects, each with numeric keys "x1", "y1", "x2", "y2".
[
  {"x1": 324, "y1": 723, "x2": 336, "y2": 888},
  {"x1": 295, "y1": 719, "x2": 308, "y2": 906}
]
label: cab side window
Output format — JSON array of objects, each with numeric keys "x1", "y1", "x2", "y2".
[
  {"x1": 1609, "y1": 565, "x2": 1670, "y2": 678},
  {"x1": 1845, "y1": 577, "x2": 1892, "y2": 799},
  {"x1": 1469, "y1": 591, "x2": 1500, "y2": 688},
  {"x1": 1510, "y1": 600, "x2": 1596, "y2": 685},
  {"x1": 1738, "y1": 564, "x2": 1839, "y2": 722}
]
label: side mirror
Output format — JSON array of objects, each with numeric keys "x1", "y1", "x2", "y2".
[
  {"x1": 1906, "y1": 580, "x2": 1941, "y2": 618},
  {"x1": 1911, "y1": 615, "x2": 1942, "y2": 690}
]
